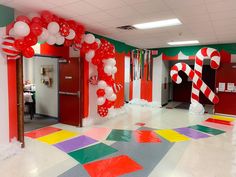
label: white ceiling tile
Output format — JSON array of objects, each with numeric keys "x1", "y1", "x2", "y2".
[
  {"x1": 163, "y1": 0, "x2": 205, "y2": 9},
  {"x1": 132, "y1": 0, "x2": 170, "y2": 15},
  {"x1": 2, "y1": 0, "x2": 236, "y2": 48},
  {"x1": 105, "y1": 6, "x2": 142, "y2": 19},
  {"x1": 62, "y1": 1, "x2": 100, "y2": 16},
  {"x1": 84, "y1": 0, "x2": 126, "y2": 10},
  {"x1": 43, "y1": 0, "x2": 81, "y2": 6}
]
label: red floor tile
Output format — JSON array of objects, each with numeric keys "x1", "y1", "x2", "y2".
[
  {"x1": 83, "y1": 155, "x2": 143, "y2": 177},
  {"x1": 135, "y1": 122, "x2": 146, "y2": 126},
  {"x1": 134, "y1": 130, "x2": 162, "y2": 143},
  {"x1": 24, "y1": 126, "x2": 62, "y2": 139},
  {"x1": 205, "y1": 118, "x2": 233, "y2": 126}
]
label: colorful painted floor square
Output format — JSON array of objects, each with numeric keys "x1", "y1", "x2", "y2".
[
  {"x1": 155, "y1": 129, "x2": 190, "y2": 142},
  {"x1": 134, "y1": 130, "x2": 161, "y2": 143},
  {"x1": 83, "y1": 127, "x2": 111, "y2": 141},
  {"x1": 106, "y1": 129, "x2": 132, "y2": 142},
  {"x1": 54, "y1": 135, "x2": 97, "y2": 153},
  {"x1": 68, "y1": 143, "x2": 118, "y2": 164},
  {"x1": 23, "y1": 114, "x2": 236, "y2": 177},
  {"x1": 83, "y1": 155, "x2": 143, "y2": 177},
  {"x1": 37, "y1": 130, "x2": 79, "y2": 145},
  {"x1": 24, "y1": 126, "x2": 62, "y2": 139}
]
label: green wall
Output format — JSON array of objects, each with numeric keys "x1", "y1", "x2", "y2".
[
  {"x1": 0, "y1": 5, "x2": 14, "y2": 27},
  {"x1": 90, "y1": 33, "x2": 136, "y2": 54},
  {"x1": 151, "y1": 43, "x2": 236, "y2": 57}
]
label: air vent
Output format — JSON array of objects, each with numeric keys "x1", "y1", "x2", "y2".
[{"x1": 116, "y1": 25, "x2": 136, "y2": 30}]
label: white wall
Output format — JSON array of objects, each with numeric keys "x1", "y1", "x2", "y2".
[
  {"x1": 124, "y1": 56, "x2": 130, "y2": 102},
  {"x1": 0, "y1": 27, "x2": 10, "y2": 144},
  {"x1": 23, "y1": 58, "x2": 35, "y2": 83},
  {"x1": 152, "y1": 55, "x2": 162, "y2": 107},
  {"x1": 161, "y1": 60, "x2": 170, "y2": 105},
  {"x1": 34, "y1": 56, "x2": 58, "y2": 117},
  {"x1": 88, "y1": 62, "x2": 98, "y2": 118}
]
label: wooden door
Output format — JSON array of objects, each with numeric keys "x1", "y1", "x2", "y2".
[{"x1": 59, "y1": 57, "x2": 82, "y2": 126}]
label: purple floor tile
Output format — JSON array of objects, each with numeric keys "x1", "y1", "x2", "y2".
[
  {"x1": 54, "y1": 135, "x2": 97, "y2": 153},
  {"x1": 174, "y1": 127, "x2": 210, "y2": 139}
]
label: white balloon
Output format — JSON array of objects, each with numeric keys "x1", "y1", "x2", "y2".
[
  {"x1": 95, "y1": 38, "x2": 101, "y2": 47},
  {"x1": 107, "y1": 93, "x2": 117, "y2": 101},
  {"x1": 111, "y1": 66, "x2": 117, "y2": 74},
  {"x1": 103, "y1": 58, "x2": 116, "y2": 66},
  {"x1": 98, "y1": 80, "x2": 107, "y2": 89},
  {"x1": 9, "y1": 28, "x2": 17, "y2": 37},
  {"x1": 13, "y1": 21, "x2": 30, "y2": 37},
  {"x1": 38, "y1": 28, "x2": 49, "y2": 43},
  {"x1": 47, "y1": 22, "x2": 60, "y2": 34},
  {"x1": 84, "y1": 33, "x2": 95, "y2": 44},
  {"x1": 27, "y1": 12, "x2": 40, "y2": 20},
  {"x1": 47, "y1": 35, "x2": 56, "y2": 45},
  {"x1": 104, "y1": 65, "x2": 113, "y2": 75},
  {"x1": 97, "y1": 97, "x2": 106, "y2": 105},
  {"x1": 85, "y1": 50, "x2": 95, "y2": 62},
  {"x1": 105, "y1": 86, "x2": 113, "y2": 98},
  {"x1": 66, "y1": 29, "x2": 75, "y2": 40},
  {"x1": 56, "y1": 33, "x2": 65, "y2": 45}
]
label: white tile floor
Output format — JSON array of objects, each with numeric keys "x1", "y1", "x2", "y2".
[{"x1": 0, "y1": 104, "x2": 235, "y2": 177}]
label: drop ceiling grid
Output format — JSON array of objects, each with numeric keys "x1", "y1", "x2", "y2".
[{"x1": 1, "y1": 0, "x2": 236, "y2": 48}]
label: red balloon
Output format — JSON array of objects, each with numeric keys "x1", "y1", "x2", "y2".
[
  {"x1": 76, "y1": 24, "x2": 85, "y2": 34},
  {"x1": 67, "y1": 20, "x2": 77, "y2": 30},
  {"x1": 52, "y1": 15, "x2": 59, "y2": 22},
  {"x1": 64, "y1": 39, "x2": 73, "y2": 47},
  {"x1": 30, "y1": 22, "x2": 43, "y2": 36},
  {"x1": 32, "y1": 17, "x2": 43, "y2": 25},
  {"x1": 90, "y1": 42, "x2": 98, "y2": 50},
  {"x1": 23, "y1": 47, "x2": 35, "y2": 58},
  {"x1": 24, "y1": 33, "x2": 37, "y2": 46},
  {"x1": 74, "y1": 35, "x2": 82, "y2": 44},
  {"x1": 60, "y1": 22, "x2": 70, "y2": 37},
  {"x1": 103, "y1": 100, "x2": 114, "y2": 108},
  {"x1": 14, "y1": 39, "x2": 27, "y2": 51},
  {"x1": 41, "y1": 11, "x2": 53, "y2": 23},
  {"x1": 96, "y1": 89, "x2": 105, "y2": 97},
  {"x1": 97, "y1": 106, "x2": 108, "y2": 117},
  {"x1": 16, "y1": 15, "x2": 31, "y2": 24}
]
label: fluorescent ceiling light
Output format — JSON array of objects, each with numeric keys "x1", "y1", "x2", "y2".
[
  {"x1": 133, "y1": 18, "x2": 182, "y2": 29},
  {"x1": 168, "y1": 40, "x2": 199, "y2": 46}
]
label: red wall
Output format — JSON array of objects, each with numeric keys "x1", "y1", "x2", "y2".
[
  {"x1": 215, "y1": 63, "x2": 236, "y2": 115},
  {"x1": 114, "y1": 52, "x2": 125, "y2": 108}
]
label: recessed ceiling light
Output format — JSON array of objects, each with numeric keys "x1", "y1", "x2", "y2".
[
  {"x1": 168, "y1": 40, "x2": 199, "y2": 46},
  {"x1": 133, "y1": 18, "x2": 182, "y2": 29}
]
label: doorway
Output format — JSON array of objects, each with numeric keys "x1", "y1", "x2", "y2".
[
  {"x1": 23, "y1": 55, "x2": 59, "y2": 132},
  {"x1": 18, "y1": 54, "x2": 83, "y2": 145}
]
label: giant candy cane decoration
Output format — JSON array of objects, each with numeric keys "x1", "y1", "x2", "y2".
[
  {"x1": 191, "y1": 48, "x2": 220, "y2": 103},
  {"x1": 171, "y1": 62, "x2": 219, "y2": 104}
]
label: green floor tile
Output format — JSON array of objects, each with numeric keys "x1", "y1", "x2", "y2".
[
  {"x1": 68, "y1": 143, "x2": 118, "y2": 164},
  {"x1": 189, "y1": 125, "x2": 225, "y2": 135},
  {"x1": 106, "y1": 129, "x2": 132, "y2": 142}
]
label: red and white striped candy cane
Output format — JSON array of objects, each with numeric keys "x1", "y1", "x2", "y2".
[
  {"x1": 1, "y1": 36, "x2": 20, "y2": 58},
  {"x1": 171, "y1": 62, "x2": 219, "y2": 104},
  {"x1": 191, "y1": 47, "x2": 220, "y2": 103}
]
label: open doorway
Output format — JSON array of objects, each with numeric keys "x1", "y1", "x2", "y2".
[
  {"x1": 168, "y1": 60, "x2": 216, "y2": 113},
  {"x1": 23, "y1": 55, "x2": 59, "y2": 132}
]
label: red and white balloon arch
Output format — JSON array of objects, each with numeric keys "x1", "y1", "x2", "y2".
[{"x1": 1, "y1": 10, "x2": 121, "y2": 117}]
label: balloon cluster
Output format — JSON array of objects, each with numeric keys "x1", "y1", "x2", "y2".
[
  {"x1": 8, "y1": 11, "x2": 85, "y2": 58},
  {"x1": 81, "y1": 33, "x2": 118, "y2": 117}
]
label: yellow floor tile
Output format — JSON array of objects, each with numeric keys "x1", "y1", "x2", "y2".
[
  {"x1": 212, "y1": 115, "x2": 235, "y2": 122},
  {"x1": 155, "y1": 129, "x2": 190, "y2": 142},
  {"x1": 37, "y1": 130, "x2": 79, "y2": 145}
]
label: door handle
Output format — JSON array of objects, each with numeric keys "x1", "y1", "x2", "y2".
[{"x1": 59, "y1": 91, "x2": 80, "y2": 97}]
